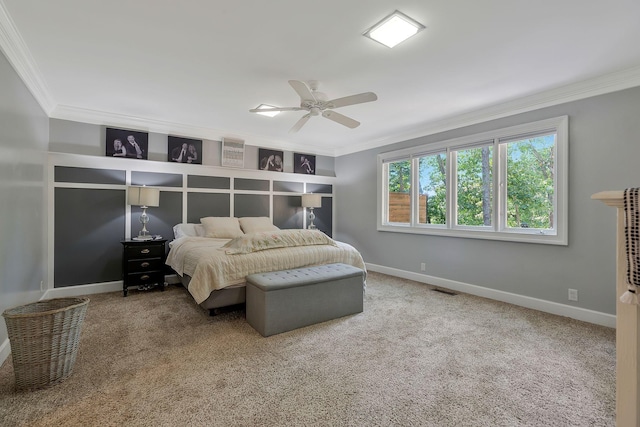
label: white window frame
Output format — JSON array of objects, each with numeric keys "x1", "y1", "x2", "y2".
[{"x1": 377, "y1": 116, "x2": 568, "y2": 245}]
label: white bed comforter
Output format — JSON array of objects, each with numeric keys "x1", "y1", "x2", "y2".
[{"x1": 166, "y1": 236, "x2": 366, "y2": 304}]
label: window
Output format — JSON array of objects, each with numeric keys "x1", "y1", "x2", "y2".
[
  {"x1": 454, "y1": 144, "x2": 492, "y2": 227},
  {"x1": 386, "y1": 159, "x2": 411, "y2": 224},
  {"x1": 503, "y1": 134, "x2": 555, "y2": 230},
  {"x1": 378, "y1": 116, "x2": 568, "y2": 245},
  {"x1": 418, "y1": 152, "x2": 446, "y2": 225}
]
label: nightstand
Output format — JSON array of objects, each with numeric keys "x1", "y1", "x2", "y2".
[{"x1": 121, "y1": 239, "x2": 167, "y2": 297}]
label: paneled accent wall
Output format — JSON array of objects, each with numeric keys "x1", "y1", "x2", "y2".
[{"x1": 49, "y1": 153, "x2": 336, "y2": 288}]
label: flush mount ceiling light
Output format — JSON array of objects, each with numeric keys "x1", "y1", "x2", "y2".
[
  {"x1": 364, "y1": 10, "x2": 425, "y2": 48},
  {"x1": 255, "y1": 104, "x2": 280, "y2": 117}
]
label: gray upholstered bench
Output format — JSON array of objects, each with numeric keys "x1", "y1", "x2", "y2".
[{"x1": 245, "y1": 263, "x2": 365, "y2": 337}]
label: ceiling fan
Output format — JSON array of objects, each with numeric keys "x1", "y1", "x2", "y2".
[{"x1": 250, "y1": 80, "x2": 378, "y2": 133}]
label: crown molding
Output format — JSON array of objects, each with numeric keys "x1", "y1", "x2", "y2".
[
  {"x1": 334, "y1": 65, "x2": 640, "y2": 157},
  {"x1": 0, "y1": 0, "x2": 55, "y2": 113}
]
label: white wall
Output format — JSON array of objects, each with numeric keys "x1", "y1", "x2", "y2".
[
  {"x1": 335, "y1": 86, "x2": 640, "y2": 320},
  {"x1": 0, "y1": 49, "x2": 49, "y2": 362}
]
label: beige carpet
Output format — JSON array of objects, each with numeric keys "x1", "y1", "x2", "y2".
[{"x1": 0, "y1": 272, "x2": 615, "y2": 426}]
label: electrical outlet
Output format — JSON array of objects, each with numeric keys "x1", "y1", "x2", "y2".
[
  {"x1": 420, "y1": 262, "x2": 426, "y2": 271},
  {"x1": 568, "y1": 289, "x2": 578, "y2": 301}
]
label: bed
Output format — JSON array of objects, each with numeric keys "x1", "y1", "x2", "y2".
[{"x1": 166, "y1": 217, "x2": 366, "y2": 312}]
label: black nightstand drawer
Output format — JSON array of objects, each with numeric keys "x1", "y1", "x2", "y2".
[
  {"x1": 127, "y1": 257, "x2": 162, "y2": 273},
  {"x1": 125, "y1": 244, "x2": 164, "y2": 259},
  {"x1": 127, "y1": 271, "x2": 163, "y2": 285}
]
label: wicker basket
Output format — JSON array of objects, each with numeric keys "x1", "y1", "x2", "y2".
[{"x1": 2, "y1": 297, "x2": 89, "y2": 391}]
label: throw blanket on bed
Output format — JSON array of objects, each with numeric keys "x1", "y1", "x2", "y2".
[
  {"x1": 223, "y1": 229, "x2": 337, "y2": 254},
  {"x1": 623, "y1": 188, "x2": 640, "y2": 304},
  {"x1": 166, "y1": 234, "x2": 366, "y2": 304}
]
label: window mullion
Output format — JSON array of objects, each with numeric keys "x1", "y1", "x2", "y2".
[
  {"x1": 448, "y1": 149, "x2": 455, "y2": 229},
  {"x1": 497, "y1": 139, "x2": 507, "y2": 232},
  {"x1": 494, "y1": 141, "x2": 500, "y2": 231},
  {"x1": 411, "y1": 157, "x2": 419, "y2": 226},
  {"x1": 382, "y1": 162, "x2": 390, "y2": 224},
  {"x1": 446, "y1": 147, "x2": 454, "y2": 229}
]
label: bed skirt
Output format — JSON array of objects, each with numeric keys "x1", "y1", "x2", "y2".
[{"x1": 180, "y1": 275, "x2": 246, "y2": 310}]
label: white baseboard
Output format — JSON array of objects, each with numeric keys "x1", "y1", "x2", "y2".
[
  {"x1": 43, "y1": 275, "x2": 181, "y2": 299},
  {"x1": 0, "y1": 338, "x2": 10, "y2": 368},
  {"x1": 366, "y1": 263, "x2": 616, "y2": 328},
  {"x1": 43, "y1": 281, "x2": 123, "y2": 299}
]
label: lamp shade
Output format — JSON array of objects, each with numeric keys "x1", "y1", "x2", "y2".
[
  {"x1": 302, "y1": 193, "x2": 322, "y2": 208},
  {"x1": 128, "y1": 186, "x2": 160, "y2": 207}
]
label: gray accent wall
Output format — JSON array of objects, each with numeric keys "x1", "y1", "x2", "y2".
[
  {"x1": 312, "y1": 197, "x2": 333, "y2": 236},
  {"x1": 234, "y1": 194, "x2": 269, "y2": 217},
  {"x1": 0, "y1": 50, "x2": 49, "y2": 345},
  {"x1": 55, "y1": 166, "x2": 125, "y2": 184},
  {"x1": 54, "y1": 188, "x2": 125, "y2": 286},
  {"x1": 274, "y1": 195, "x2": 304, "y2": 229},
  {"x1": 51, "y1": 160, "x2": 335, "y2": 286},
  {"x1": 188, "y1": 175, "x2": 230, "y2": 189},
  {"x1": 187, "y1": 193, "x2": 231, "y2": 221},
  {"x1": 335, "y1": 86, "x2": 640, "y2": 315}
]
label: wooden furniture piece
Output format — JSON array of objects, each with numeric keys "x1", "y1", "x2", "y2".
[
  {"x1": 121, "y1": 239, "x2": 167, "y2": 297},
  {"x1": 245, "y1": 263, "x2": 365, "y2": 337},
  {"x1": 592, "y1": 190, "x2": 640, "y2": 426}
]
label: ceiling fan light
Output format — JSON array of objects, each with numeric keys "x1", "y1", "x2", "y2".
[
  {"x1": 364, "y1": 11, "x2": 424, "y2": 48},
  {"x1": 255, "y1": 104, "x2": 280, "y2": 117}
]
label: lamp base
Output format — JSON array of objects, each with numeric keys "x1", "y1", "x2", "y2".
[
  {"x1": 307, "y1": 208, "x2": 317, "y2": 230},
  {"x1": 132, "y1": 235, "x2": 153, "y2": 241}
]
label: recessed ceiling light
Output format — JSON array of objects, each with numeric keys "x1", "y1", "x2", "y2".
[
  {"x1": 255, "y1": 104, "x2": 280, "y2": 117},
  {"x1": 364, "y1": 10, "x2": 425, "y2": 48}
]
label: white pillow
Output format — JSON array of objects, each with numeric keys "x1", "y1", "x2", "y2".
[
  {"x1": 200, "y1": 217, "x2": 244, "y2": 239},
  {"x1": 239, "y1": 217, "x2": 280, "y2": 234},
  {"x1": 173, "y1": 223, "x2": 205, "y2": 239}
]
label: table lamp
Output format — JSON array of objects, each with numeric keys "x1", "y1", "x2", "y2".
[
  {"x1": 302, "y1": 193, "x2": 322, "y2": 230},
  {"x1": 128, "y1": 186, "x2": 160, "y2": 240}
]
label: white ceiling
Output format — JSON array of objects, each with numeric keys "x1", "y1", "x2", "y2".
[{"x1": 2, "y1": 1, "x2": 640, "y2": 156}]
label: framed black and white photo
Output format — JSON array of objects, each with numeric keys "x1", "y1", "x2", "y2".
[
  {"x1": 221, "y1": 137, "x2": 245, "y2": 168},
  {"x1": 168, "y1": 136, "x2": 202, "y2": 164},
  {"x1": 294, "y1": 153, "x2": 316, "y2": 175},
  {"x1": 258, "y1": 148, "x2": 284, "y2": 172},
  {"x1": 106, "y1": 128, "x2": 149, "y2": 160}
]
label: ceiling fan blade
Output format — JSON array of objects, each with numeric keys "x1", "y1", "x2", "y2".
[
  {"x1": 289, "y1": 80, "x2": 316, "y2": 101},
  {"x1": 289, "y1": 114, "x2": 311, "y2": 133},
  {"x1": 328, "y1": 92, "x2": 377, "y2": 109},
  {"x1": 322, "y1": 110, "x2": 360, "y2": 129},
  {"x1": 249, "y1": 106, "x2": 304, "y2": 113}
]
